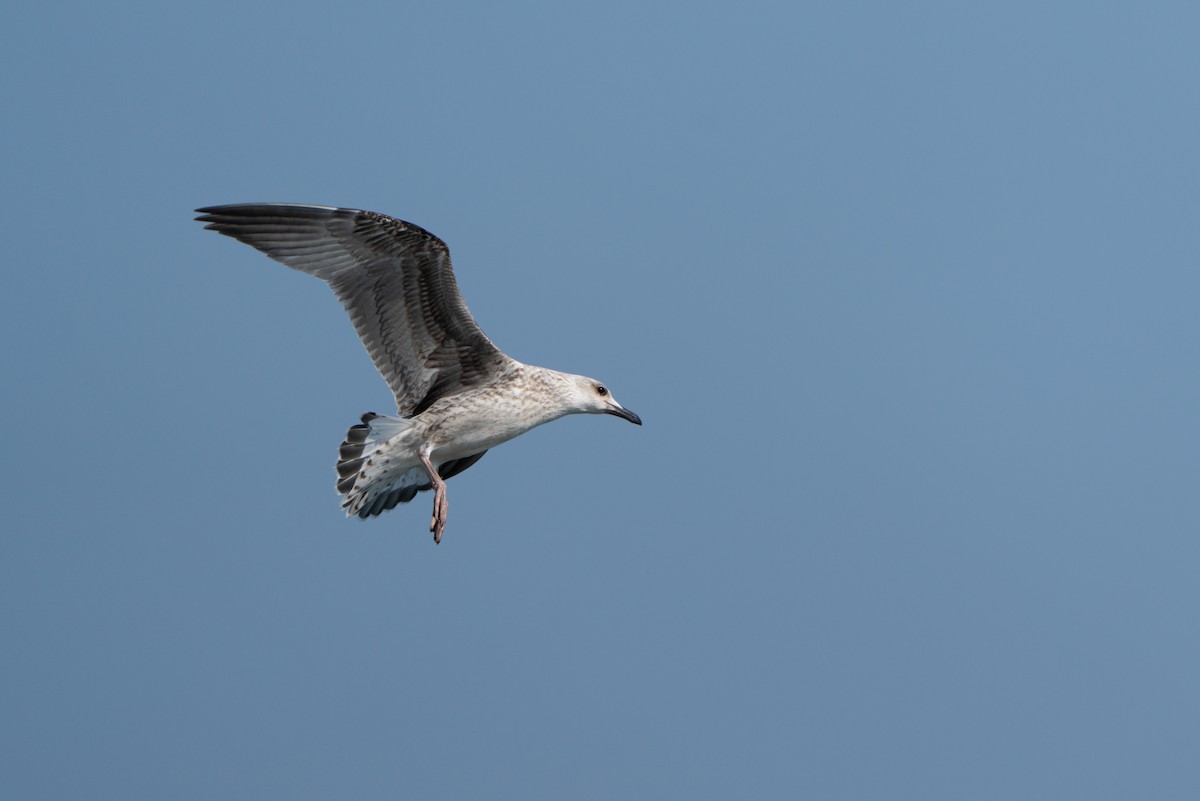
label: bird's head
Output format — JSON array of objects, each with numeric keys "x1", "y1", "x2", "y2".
[{"x1": 569, "y1": 375, "x2": 642, "y2": 425}]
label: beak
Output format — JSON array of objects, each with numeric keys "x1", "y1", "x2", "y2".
[{"x1": 605, "y1": 403, "x2": 642, "y2": 426}]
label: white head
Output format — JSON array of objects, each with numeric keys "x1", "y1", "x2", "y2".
[{"x1": 567, "y1": 374, "x2": 642, "y2": 425}]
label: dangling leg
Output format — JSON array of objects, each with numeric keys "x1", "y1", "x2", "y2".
[{"x1": 420, "y1": 445, "x2": 448, "y2": 543}]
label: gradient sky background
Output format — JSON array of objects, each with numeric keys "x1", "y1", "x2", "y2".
[{"x1": 3, "y1": 1, "x2": 1200, "y2": 798}]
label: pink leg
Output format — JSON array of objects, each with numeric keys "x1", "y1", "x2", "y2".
[{"x1": 420, "y1": 447, "x2": 448, "y2": 543}]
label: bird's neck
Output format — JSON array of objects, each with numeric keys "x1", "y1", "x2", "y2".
[{"x1": 515, "y1": 364, "x2": 584, "y2": 418}]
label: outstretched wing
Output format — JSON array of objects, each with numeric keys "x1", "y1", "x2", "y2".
[{"x1": 196, "y1": 203, "x2": 511, "y2": 416}]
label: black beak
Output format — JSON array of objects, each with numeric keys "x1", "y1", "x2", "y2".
[{"x1": 606, "y1": 405, "x2": 642, "y2": 425}]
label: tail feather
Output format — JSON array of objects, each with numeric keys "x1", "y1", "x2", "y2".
[
  {"x1": 336, "y1": 412, "x2": 421, "y2": 517},
  {"x1": 335, "y1": 412, "x2": 489, "y2": 520}
]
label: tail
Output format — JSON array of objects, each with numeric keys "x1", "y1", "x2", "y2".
[
  {"x1": 336, "y1": 413, "x2": 425, "y2": 519},
  {"x1": 334, "y1": 412, "x2": 491, "y2": 520}
]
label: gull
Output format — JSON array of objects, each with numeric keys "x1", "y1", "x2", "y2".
[{"x1": 196, "y1": 203, "x2": 641, "y2": 543}]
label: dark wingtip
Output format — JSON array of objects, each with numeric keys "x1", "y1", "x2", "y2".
[{"x1": 194, "y1": 205, "x2": 223, "y2": 224}]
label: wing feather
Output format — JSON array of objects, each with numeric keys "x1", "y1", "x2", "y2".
[{"x1": 195, "y1": 203, "x2": 511, "y2": 415}]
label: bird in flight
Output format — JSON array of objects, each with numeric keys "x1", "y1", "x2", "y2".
[{"x1": 196, "y1": 203, "x2": 641, "y2": 543}]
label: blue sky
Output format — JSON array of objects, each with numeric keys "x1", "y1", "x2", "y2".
[{"x1": 3, "y1": 1, "x2": 1199, "y2": 798}]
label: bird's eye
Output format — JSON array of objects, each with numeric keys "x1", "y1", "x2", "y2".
[{"x1": 597, "y1": 385, "x2": 608, "y2": 396}]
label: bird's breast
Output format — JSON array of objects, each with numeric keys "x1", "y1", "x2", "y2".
[{"x1": 422, "y1": 389, "x2": 565, "y2": 461}]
